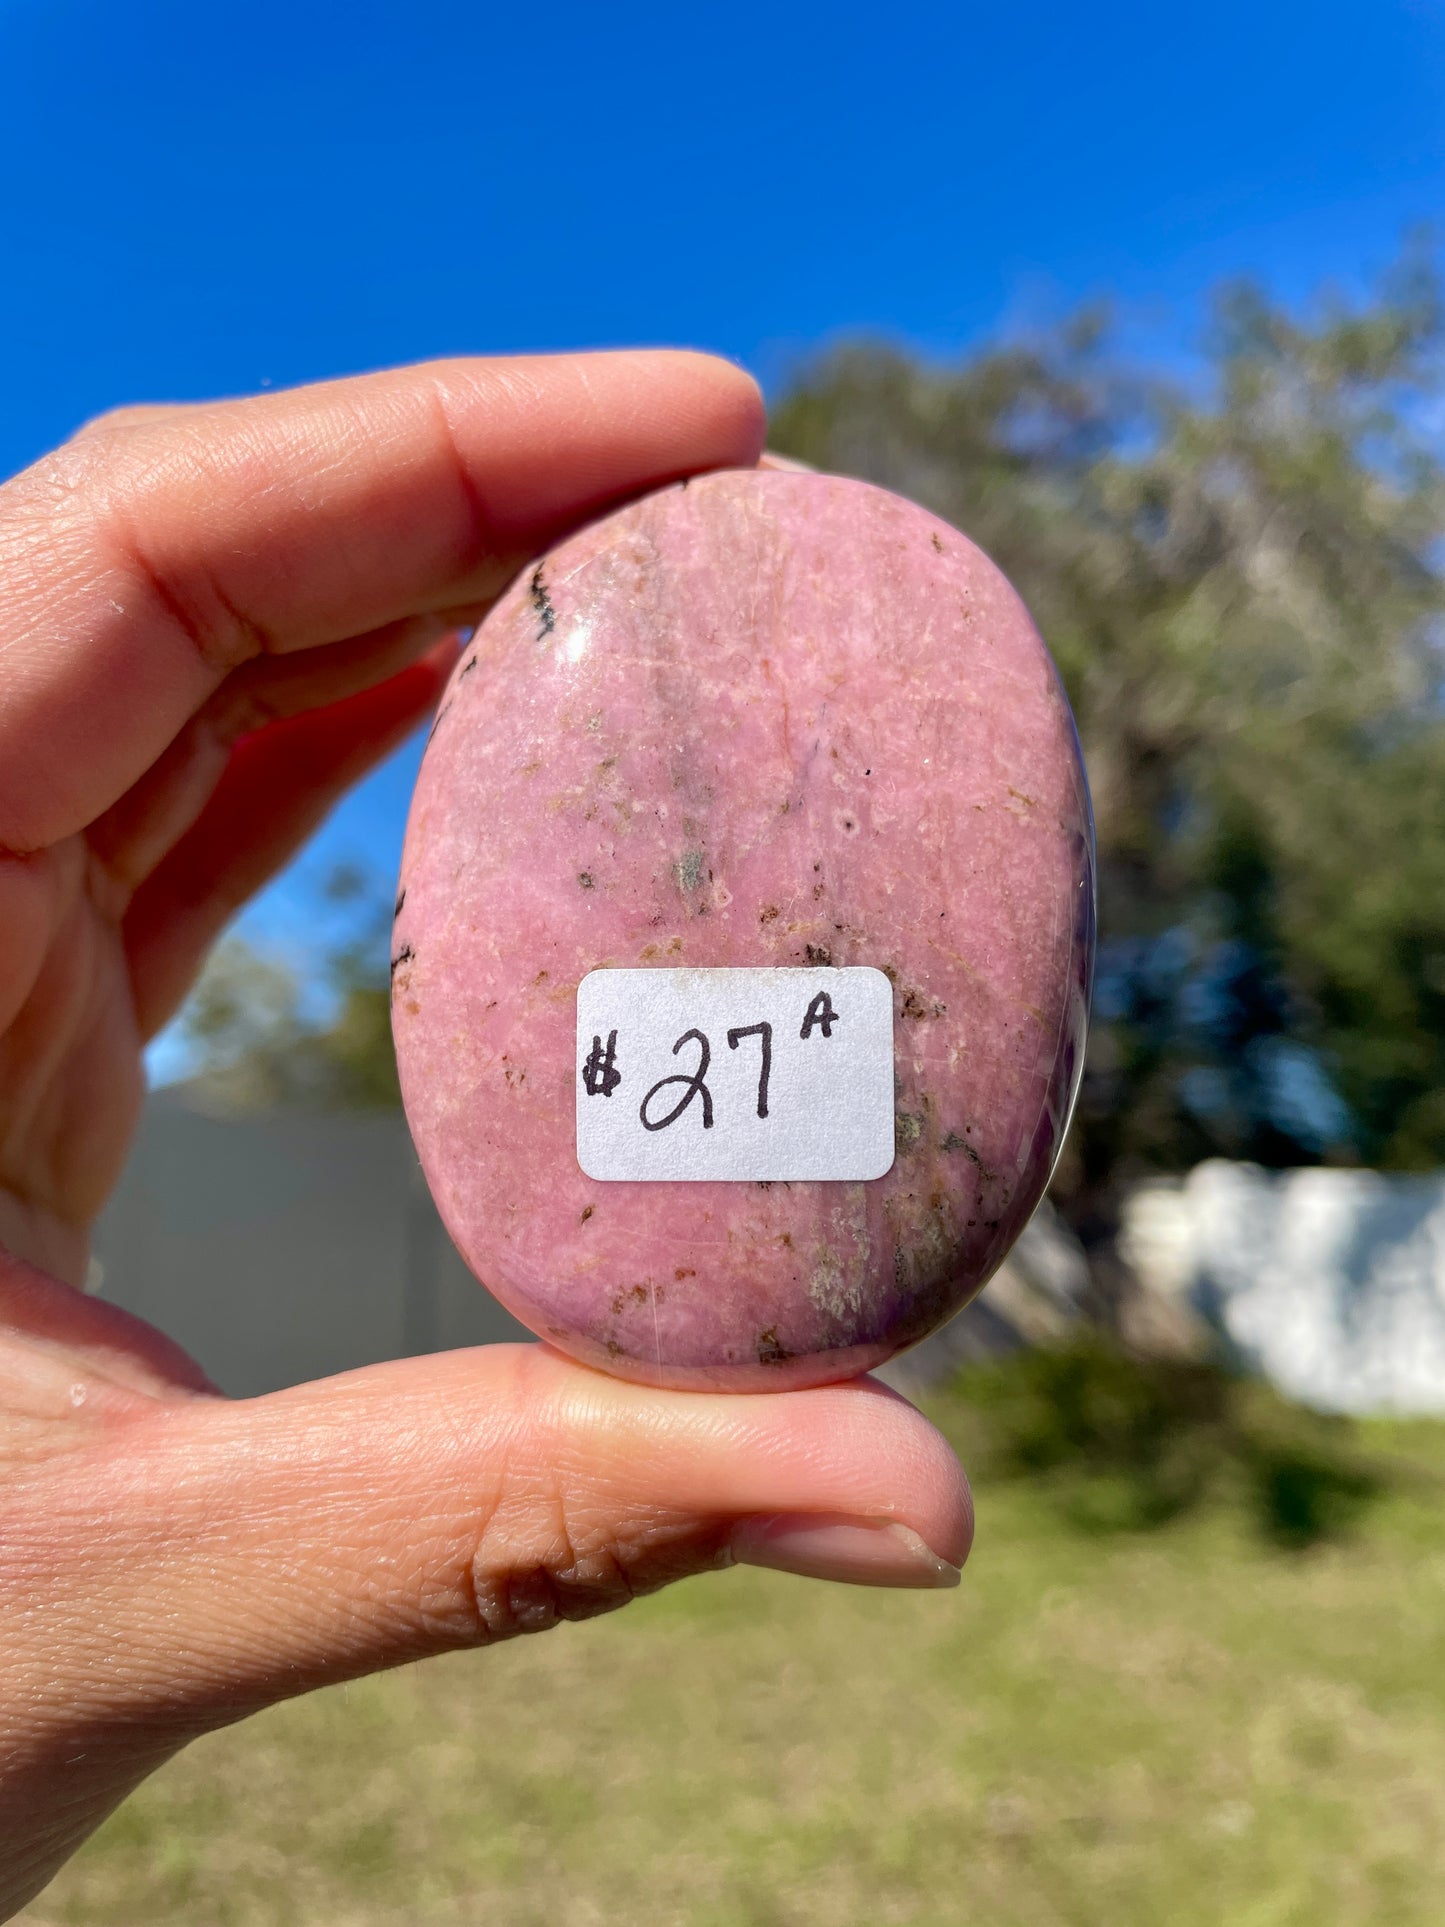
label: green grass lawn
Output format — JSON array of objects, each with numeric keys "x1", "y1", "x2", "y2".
[{"x1": 21, "y1": 1353, "x2": 1445, "y2": 1927}]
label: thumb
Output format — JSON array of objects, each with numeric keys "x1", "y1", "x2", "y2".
[
  {"x1": 88, "y1": 1346, "x2": 970, "y2": 1701},
  {"x1": 3, "y1": 1344, "x2": 970, "y2": 1913}
]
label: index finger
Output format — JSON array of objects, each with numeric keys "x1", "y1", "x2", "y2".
[{"x1": 0, "y1": 352, "x2": 765, "y2": 849}]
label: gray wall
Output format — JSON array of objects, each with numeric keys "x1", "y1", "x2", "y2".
[{"x1": 92, "y1": 1091, "x2": 530, "y2": 1397}]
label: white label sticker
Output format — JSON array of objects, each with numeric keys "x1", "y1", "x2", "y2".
[{"x1": 576, "y1": 966, "x2": 896, "y2": 1183}]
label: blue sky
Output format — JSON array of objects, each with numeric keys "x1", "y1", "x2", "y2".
[{"x1": 3, "y1": 0, "x2": 1443, "y2": 1056}]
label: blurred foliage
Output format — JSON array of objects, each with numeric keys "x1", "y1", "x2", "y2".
[
  {"x1": 772, "y1": 247, "x2": 1445, "y2": 1230},
  {"x1": 178, "y1": 865, "x2": 399, "y2": 1112},
  {"x1": 932, "y1": 1340, "x2": 1387, "y2": 1547}
]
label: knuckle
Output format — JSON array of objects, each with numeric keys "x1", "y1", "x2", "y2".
[
  {"x1": 455, "y1": 1508, "x2": 731, "y2": 1648},
  {"x1": 407, "y1": 1355, "x2": 728, "y2": 1653},
  {"x1": 463, "y1": 1500, "x2": 640, "y2": 1645},
  {"x1": 4, "y1": 413, "x2": 270, "y2": 679},
  {"x1": 0, "y1": 435, "x2": 117, "y2": 527},
  {"x1": 70, "y1": 403, "x2": 176, "y2": 443}
]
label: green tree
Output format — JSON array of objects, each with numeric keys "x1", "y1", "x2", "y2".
[
  {"x1": 772, "y1": 251, "x2": 1445, "y2": 1231},
  {"x1": 177, "y1": 865, "x2": 400, "y2": 1112}
]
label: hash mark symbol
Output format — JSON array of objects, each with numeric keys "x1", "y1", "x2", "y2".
[{"x1": 583, "y1": 1030, "x2": 622, "y2": 1097}]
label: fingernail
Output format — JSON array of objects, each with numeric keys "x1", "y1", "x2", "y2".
[
  {"x1": 758, "y1": 450, "x2": 816, "y2": 474},
  {"x1": 728, "y1": 1514, "x2": 962, "y2": 1590}
]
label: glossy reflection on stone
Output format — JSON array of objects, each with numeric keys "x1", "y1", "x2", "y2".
[{"x1": 394, "y1": 469, "x2": 1094, "y2": 1390}]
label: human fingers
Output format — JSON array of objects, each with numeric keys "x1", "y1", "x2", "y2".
[
  {"x1": 16, "y1": 1343, "x2": 970, "y2": 1715},
  {"x1": 123, "y1": 644, "x2": 455, "y2": 1036},
  {"x1": 67, "y1": 401, "x2": 199, "y2": 438},
  {"x1": 87, "y1": 611, "x2": 461, "y2": 890},
  {"x1": 0, "y1": 351, "x2": 765, "y2": 853}
]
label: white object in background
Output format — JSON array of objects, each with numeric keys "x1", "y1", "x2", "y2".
[{"x1": 1120, "y1": 1159, "x2": 1445, "y2": 1414}]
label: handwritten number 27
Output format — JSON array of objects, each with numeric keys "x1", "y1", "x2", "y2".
[{"x1": 602, "y1": 994, "x2": 841, "y2": 1132}]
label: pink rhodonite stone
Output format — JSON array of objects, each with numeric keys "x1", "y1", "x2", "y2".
[{"x1": 393, "y1": 469, "x2": 1093, "y2": 1391}]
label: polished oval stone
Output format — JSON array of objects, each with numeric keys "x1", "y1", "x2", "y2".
[{"x1": 393, "y1": 468, "x2": 1093, "y2": 1390}]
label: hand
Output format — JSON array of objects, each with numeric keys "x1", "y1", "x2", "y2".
[{"x1": 0, "y1": 355, "x2": 972, "y2": 1918}]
